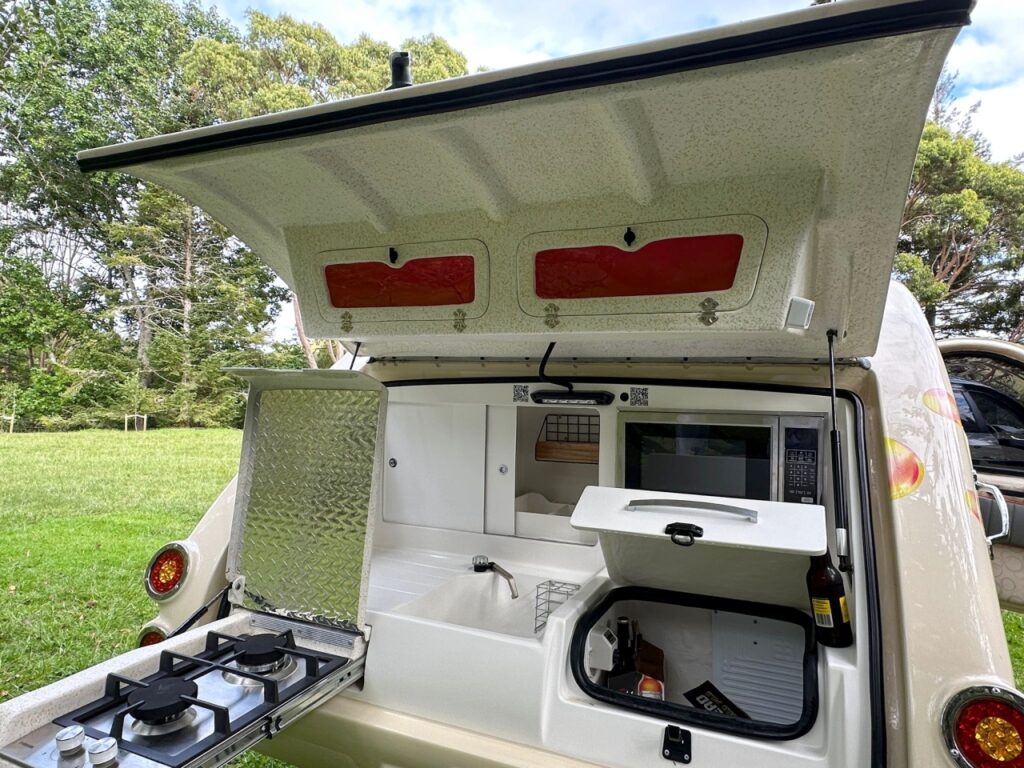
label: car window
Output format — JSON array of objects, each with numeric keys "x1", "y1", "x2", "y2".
[
  {"x1": 970, "y1": 389, "x2": 1024, "y2": 436},
  {"x1": 945, "y1": 354, "x2": 1024, "y2": 403},
  {"x1": 955, "y1": 390, "x2": 984, "y2": 433}
]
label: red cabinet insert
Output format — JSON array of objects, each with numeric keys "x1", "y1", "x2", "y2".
[
  {"x1": 325, "y1": 255, "x2": 475, "y2": 309},
  {"x1": 535, "y1": 234, "x2": 743, "y2": 300}
]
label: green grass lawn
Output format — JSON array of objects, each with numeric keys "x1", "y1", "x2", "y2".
[
  {"x1": 0, "y1": 428, "x2": 284, "y2": 768},
  {"x1": 2, "y1": 428, "x2": 1024, "y2": 764},
  {"x1": 1004, "y1": 611, "x2": 1024, "y2": 689}
]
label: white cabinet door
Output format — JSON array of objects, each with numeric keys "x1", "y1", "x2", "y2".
[{"x1": 383, "y1": 402, "x2": 486, "y2": 532}]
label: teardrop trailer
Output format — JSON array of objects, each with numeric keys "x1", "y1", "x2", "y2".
[{"x1": 1, "y1": 1, "x2": 1018, "y2": 767}]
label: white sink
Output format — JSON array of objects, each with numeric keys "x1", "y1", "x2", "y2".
[{"x1": 396, "y1": 571, "x2": 552, "y2": 639}]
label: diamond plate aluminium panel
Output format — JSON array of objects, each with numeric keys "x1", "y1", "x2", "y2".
[{"x1": 226, "y1": 369, "x2": 386, "y2": 634}]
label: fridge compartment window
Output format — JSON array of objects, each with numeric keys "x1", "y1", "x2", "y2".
[{"x1": 569, "y1": 586, "x2": 817, "y2": 740}]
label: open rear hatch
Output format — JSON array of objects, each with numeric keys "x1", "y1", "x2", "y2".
[
  {"x1": 0, "y1": 370, "x2": 385, "y2": 768},
  {"x1": 75, "y1": 0, "x2": 969, "y2": 361}
]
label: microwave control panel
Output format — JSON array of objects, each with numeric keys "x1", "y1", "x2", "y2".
[{"x1": 780, "y1": 419, "x2": 823, "y2": 504}]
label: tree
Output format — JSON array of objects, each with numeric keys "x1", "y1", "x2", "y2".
[
  {"x1": 0, "y1": 255, "x2": 86, "y2": 374},
  {"x1": 0, "y1": 0, "x2": 302, "y2": 427},
  {"x1": 0, "y1": 0, "x2": 238, "y2": 382},
  {"x1": 107, "y1": 185, "x2": 288, "y2": 424},
  {"x1": 180, "y1": 14, "x2": 468, "y2": 122},
  {"x1": 0, "y1": 0, "x2": 473, "y2": 427},
  {"x1": 894, "y1": 122, "x2": 1024, "y2": 334}
]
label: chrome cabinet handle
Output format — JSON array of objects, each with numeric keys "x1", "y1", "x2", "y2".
[
  {"x1": 626, "y1": 498, "x2": 758, "y2": 523},
  {"x1": 977, "y1": 481, "x2": 1010, "y2": 544}
]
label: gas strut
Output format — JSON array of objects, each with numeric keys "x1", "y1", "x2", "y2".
[{"x1": 827, "y1": 330, "x2": 852, "y2": 572}]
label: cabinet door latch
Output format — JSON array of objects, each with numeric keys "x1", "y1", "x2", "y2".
[
  {"x1": 662, "y1": 725, "x2": 691, "y2": 763},
  {"x1": 664, "y1": 522, "x2": 704, "y2": 547}
]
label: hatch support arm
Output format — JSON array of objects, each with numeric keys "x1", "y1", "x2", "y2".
[{"x1": 827, "y1": 329, "x2": 851, "y2": 572}]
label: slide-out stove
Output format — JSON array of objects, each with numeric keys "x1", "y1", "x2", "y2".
[{"x1": 1, "y1": 627, "x2": 362, "y2": 768}]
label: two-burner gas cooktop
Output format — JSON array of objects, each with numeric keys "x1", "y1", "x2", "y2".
[{"x1": 2, "y1": 627, "x2": 362, "y2": 768}]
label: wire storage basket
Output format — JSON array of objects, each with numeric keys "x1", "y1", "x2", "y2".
[
  {"x1": 534, "y1": 413, "x2": 600, "y2": 464},
  {"x1": 534, "y1": 579, "x2": 581, "y2": 633}
]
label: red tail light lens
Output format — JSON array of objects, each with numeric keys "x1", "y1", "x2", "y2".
[
  {"x1": 138, "y1": 627, "x2": 166, "y2": 647},
  {"x1": 145, "y1": 543, "x2": 189, "y2": 599},
  {"x1": 944, "y1": 687, "x2": 1024, "y2": 767}
]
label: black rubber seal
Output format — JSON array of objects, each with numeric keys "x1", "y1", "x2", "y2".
[
  {"x1": 569, "y1": 585, "x2": 819, "y2": 740},
  {"x1": 78, "y1": 0, "x2": 970, "y2": 172}
]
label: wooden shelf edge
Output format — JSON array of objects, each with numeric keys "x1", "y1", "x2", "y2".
[{"x1": 535, "y1": 441, "x2": 599, "y2": 464}]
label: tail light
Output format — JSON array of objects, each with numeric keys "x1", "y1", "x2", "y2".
[
  {"x1": 144, "y1": 543, "x2": 189, "y2": 599},
  {"x1": 138, "y1": 627, "x2": 166, "y2": 647},
  {"x1": 944, "y1": 686, "x2": 1024, "y2": 767}
]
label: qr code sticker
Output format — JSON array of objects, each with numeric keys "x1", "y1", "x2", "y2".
[
  {"x1": 513, "y1": 384, "x2": 530, "y2": 403},
  {"x1": 629, "y1": 387, "x2": 649, "y2": 407}
]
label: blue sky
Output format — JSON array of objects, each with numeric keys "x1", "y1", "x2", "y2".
[{"x1": 206, "y1": 0, "x2": 1023, "y2": 160}]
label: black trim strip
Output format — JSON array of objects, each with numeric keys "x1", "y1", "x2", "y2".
[
  {"x1": 382, "y1": 374, "x2": 886, "y2": 763},
  {"x1": 569, "y1": 586, "x2": 819, "y2": 740},
  {"x1": 851, "y1": 386, "x2": 886, "y2": 766},
  {"x1": 78, "y1": 0, "x2": 970, "y2": 172}
]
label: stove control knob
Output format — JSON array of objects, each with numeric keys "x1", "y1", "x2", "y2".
[
  {"x1": 54, "y1": 725, "x2": 85, "y2": 755},
  {"x1": 86, "y1": 736, "x2": 119, "y2": 766}
]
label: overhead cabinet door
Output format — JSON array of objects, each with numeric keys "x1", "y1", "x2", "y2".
[
  {"x1": 518, "y1": 216, "x2": 767, "y2": 321},
  {"x1": 303, "y1": 239, "x2": 489, "y2": 333}
]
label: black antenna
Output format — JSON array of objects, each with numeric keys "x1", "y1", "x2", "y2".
[
  {"x1": 827, "y1": 329, "x2": 851, "y2": 572},
  {"x1": 349, "y1": 341, "x2": 362, "y2": 370},
  {"x1": 386, "y1": 52, "x2": 412, "y2": 90},
  {"x1": 538, "y1": 342, "x2": 573, "y2": 392}
]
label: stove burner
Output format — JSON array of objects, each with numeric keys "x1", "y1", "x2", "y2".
[
  {"x1": 130, "y1": 707, "x2": 197, "y2": 737},
  {"x1": 223, "y1": 654, "x2": 297, "y2": 687},
  {"x1": 235, "y1": 634, "x2": 289, "y2": 667},
  {"x1": 126, "y1": 677, "x2": 198, "y2": 724},
  {"x1": 237, "y1": 654, "x2": 289, "y2": 675}
]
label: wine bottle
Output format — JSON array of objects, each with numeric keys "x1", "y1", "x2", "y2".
[
  {"x1": 610, "y1": 616, "x2": 635, "y2": 675},
  {"x1": 806, "y1": 550, "x2": 853, "y2": 647},
  {"x1": 634, "y1": 633, "x2": 666, "y2": 700}
]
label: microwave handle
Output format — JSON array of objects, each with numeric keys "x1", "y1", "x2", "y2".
[{"x1": 626, "y1": 498, "x2": 758, "y2": 523}]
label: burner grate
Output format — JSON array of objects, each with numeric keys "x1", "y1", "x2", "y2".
[{"x1": 54, "y1": 628, "x2": 350, "y2": 768}]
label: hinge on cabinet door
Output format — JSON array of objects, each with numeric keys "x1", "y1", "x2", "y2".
[
  {"x1": 544, "y1": 303, "x2": 560, "y2": 329},
  {"x1": 340, "y1": 312, "x2": 353, "y2": 333},
  {"x1": 227, "y1": 576, "x2": 246, "y2": 606},
  {"x1": 699, "y1": 297, "x2": 719, "y2": 326},
  {"x1": 452, "y1": 309, "x2": 467, "y2": 332}
]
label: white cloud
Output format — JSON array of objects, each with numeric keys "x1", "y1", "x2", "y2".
[
  {"x1": 954, "y1": 77, "x2": 1024, "y2": 162},
  {"x1": 932, "y1": 0, "x2": 1024, "y2": 161},
  {"x1": 224, "y1": 0, "x2": 808, "y2": 72},
  {"x1": 946, "y1": 0, "x2": 1024, "y2": 88}
]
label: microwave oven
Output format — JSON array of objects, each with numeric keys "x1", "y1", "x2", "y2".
[{"x1": 617, "y1": 412, "x2": 825, "y2": 504}]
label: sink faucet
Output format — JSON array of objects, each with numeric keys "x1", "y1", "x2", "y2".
[{"x1": 472, "y1": 555, "x2": 519, "y2": 599}]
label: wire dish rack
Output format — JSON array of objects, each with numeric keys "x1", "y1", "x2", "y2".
[
  {"x1": 534, "y1": 579, "x2": 581, "y2": 633},
  {"x1": 534, "y1": 413, "x2": 600, "y2": 464}
]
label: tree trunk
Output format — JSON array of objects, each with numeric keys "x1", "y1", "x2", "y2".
[
  {"x1": 292, "y1": 292, "x2": 318, "y2": 369},
  {"x1": 181, "y1": 212, "x2": 194, "y2": 426},
  {"x1": 327, "y1": 340, "x2": 344, "y2": 364},
  {"x1": 123, "y1": 265, "x2": 153, "y2": 387},
  {"x1": 137, "y1": 317, "x2": 153, "y2": 387}
]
